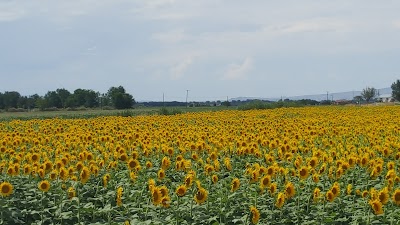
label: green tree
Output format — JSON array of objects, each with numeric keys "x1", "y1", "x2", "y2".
[
  {"x1": 0, "y1": 93, "x2": 4, "y2": 109},
  {"x1": 353, "y1": 95, "x2": 363, "y2": 104},
  {"x1": 107, "y1": 86, "x2": 135, "y2": 109},
  {"x1": 361, "y1": 87, "x2": 377, "y2": 103},
  {"x1": 56, "y1": 88, "x2": 71, "y2": 108},
  {"x1": 391, "y1": 79, "x2": 400, "y2": 101},
  {"x1": 44, "y1": 91, "x2": 62, "y2": 108},
  {"x1": 2, "y1": 91, "x2": 21, "y2": 109}
]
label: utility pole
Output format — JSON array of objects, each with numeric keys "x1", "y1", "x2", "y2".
[
  {"x1": 326, "y1": 91, "x2": 329, "y2": 102},
  {"x1": 186, "y1": 90, "x2": 189, "y2": 107}
]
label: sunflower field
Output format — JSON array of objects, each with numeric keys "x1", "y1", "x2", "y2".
[{"x1": 1, "y1": 106, "x2": 400, "y2": 224}]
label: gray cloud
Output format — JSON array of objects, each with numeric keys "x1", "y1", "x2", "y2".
[{"x1": 1, "y1": 0, "x2": 400, "y2": 100}]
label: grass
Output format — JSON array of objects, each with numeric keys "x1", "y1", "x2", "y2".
[{"x1": 0, "y1": 106, "x2": 233, "y2": 121}]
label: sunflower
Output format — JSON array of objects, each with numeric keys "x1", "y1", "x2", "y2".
[
  {"x1": 67, "y1": 187, "x2": 76, "y2": 199},
  {"x1": 346, "y1": 184, "x2": 352, "y2": 195},
  {"x1": 249, "y1": 206, "x2": 260, "y2": 224},
  {"x1": 23, "y1": 164, "x2": 31, "y2": 175},
  {"x1": 298, "y1": 166, "x2": 309, "y2": 180},
  {"x1": 260, "y1": 175, "x2": 271, "y2": 189},
  {"x1": 127, "y1": 159, "x2": 140, "y2": 170},
  {"x1": 148, "y1": 179, "x2": 156, "y2": 191},
  {"x1": 152, "y1": 187, "x2": 162, "y2": 205},
  {"x1": 38, "y1": 169, "x2": 45, "y2": 179},
  {"x1": 176, "y1": 184, "x2": 187, "y2": 197},
  {"x1": 161, "y1": 156, "x2": 171, "y2": 170},
  {"x1": 157, "y1": 169, "x2": 166, "y2": 180},
  {"x1": 184, "y1": 174, "x2": 194, "y2": 187},
  {"x1": 392, "y1": 189, "x2": 400, "y2": 205},
  {"x1": 130, "y1": 171, "x2": 137, "y2": 182},
  {"x1": 38, "y1": 180, "x2": 51, "y2": 192},
  {"x1": 285, "y1": 182, "x2": 295, "y2": 199},
  {"x1": 194, "y1": 187, "x2": 208, "y2": 204},
  {"x1": 312, "y1": 174, "x2": 319, "y2": 183},
  {"x1": 159, "y1": 185, "x2": 169, "y2": 197},
  {"x1": 378, "y1": 188, "x2": 389, "y2": 205},
  {"x1": 80, "y1": 167, "x2": 90, "y2": 184},
  {"x1": 0, "y1": 182, "x2": 13, "y2": 197},
  {"x1": 145, "y1": 161, "x2": 153, "y2": 168},
  {"x1": 266, "y1": 166, "x2": 275, "y2": 177},
  {"x1": 331, "y1": 182, "x2": 340, "y2": 198},
  {"x1": 369, "y1": 199, "x2": 384, "y2": 215},
  {"x1": 231, "y1": 178, "x2": 240, "y2": 192},
  {"x1": 308, "y1": 156, "x2": 318, "y2": 168},
  {"x1": 362, "y1": 190, "x2": 369, "y2": 198},
  {"x1": 313, "y1": 188, "x2": 321, "y2": 202},
  {"x1": 49, "y1": 170, "x2": 58, "y2": 180},
  {"x1": 211, "y1": 175, "x2": 218, "y2": 184},
  {"x1": 275, "y1": 192, "x2": 285, "y2": 208},
  {"x1": 116, "y1": 186, "x2": 123, "y2": 206},
  {"x1": 103, "y1": 174, "x2": 111, "y2": 187},
  {"x1": 161, "y1": 196, "x2": 171, "y2": 208},
  {"x1": 326, "y1": 190, "x2": 335, "y2": 202},
  {"x1": 269, "y1": 182, "x2": 277, "y2": 195}
]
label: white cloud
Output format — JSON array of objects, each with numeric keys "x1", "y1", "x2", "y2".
[
  {"x1": 151, "y1": 29, "x2": 187, "y2": 43},
  {"x1": 0, "y1": 2, "x2": 26, "y2": 22},
  {"x1": 222, "y1": 57, "x2": 253, "y2": 80},
  {"x1": 266, "y1": 18, "x2": 353, "y2": 34},
  {"x1": 170, "y1": 57, "x2": 193, "y2": 80},
  {"x1": 394, "y1": 21, "x2": 400, "y2": 29}
]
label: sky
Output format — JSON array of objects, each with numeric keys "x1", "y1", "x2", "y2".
[{"x1": 1, "y1": 0, "x2": 400, "y2": 101}]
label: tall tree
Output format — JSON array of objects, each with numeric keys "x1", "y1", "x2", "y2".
[
  {"x1": 2, "y1": 91, "x2": 21, "y2": 109},
  {"x1": 56, "y1": 88, "x2": 71, "y2": 108},
  {"x1": 44, "y1": 91, "x2": 62, "y2": 108},
  {"x1": 0, "y1": 93, "x2": 4, "y2": 109},
  {"x1": 107, "y1": 86, "x2": 135, "y2": 109},
  {"x1": 391, "y1": 79, "x2": 400, "y2": 101},
  {"x1": 361, "y1": 87, "x2": 377, "y2": 103}
]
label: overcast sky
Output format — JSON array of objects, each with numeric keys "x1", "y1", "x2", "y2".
[{"x1": 1, "y1": 0, "x2": 399, "y2": 101}]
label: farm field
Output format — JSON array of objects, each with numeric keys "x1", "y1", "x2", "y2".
[
  {"x1": 1, "y1": 106, "x2": 400, "y2": 224},
  {"x1": 0, "y1": 106, "x2": 229, "y2": 121}
]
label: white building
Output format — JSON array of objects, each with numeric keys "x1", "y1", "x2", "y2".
[{"x1": 376, "y1": 94, "x2": 394, "y2": 103}]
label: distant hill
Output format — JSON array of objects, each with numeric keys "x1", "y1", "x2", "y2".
[{"x1": 230, "y1": 87, "x2": 392, "y2": 102}]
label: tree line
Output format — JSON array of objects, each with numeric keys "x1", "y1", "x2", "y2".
[{"x1": 0, "y1": 86, "x2": 135, "y2": 111}]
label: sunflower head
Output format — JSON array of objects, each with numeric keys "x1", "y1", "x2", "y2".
[
  {"x1": 378, "y1": 188, "x2": 389, "y2": 205},
  {"x1": 275, "y1": 192, "x2": 285, "y2": 208},
  {"x1": 249, "y1": 206, "x2": 260, "y2": 224},
  {"x1": 38, "y1": 180, "x2": 51, "y2": 192},
  {"x1": 285, "y1": 182, "x2": 295, "y2": 199},
  {"x1": 176, "y1": 184, "x2": 187, "y2": 197},
  {"x1": 194, "y1": 187, "x2": 208, "y2": 204},
  {"x1": 151, "y1": 187, "x2": 162, "y2": 205},
  {"x1": 231, "y1": 178, "x2": 240, "y2": 192},
  {"x1": 313, "y1": 188, "x2": 321, "y2": 202},
  {"x1": 158, "y1": 169, "x2": 166, "y2": 180},
  {"x1": 326, "y1": 190, "x2": 335, "y2": 202},
  {"x1": 0, "y1": 182, "x2": 13, "y2": 197},
  {"x1": 369, "y1": 199, "x2": 384, "y2": 215},
  {"x1": 392, "y1": 189, "x2": 400, "y2": 206},
  {"x1": 211, "y1": 175, "x2": 218, "y2": 184},
  {"x1": 299, "y1": 166, "x2": 309, "y2": 179}
]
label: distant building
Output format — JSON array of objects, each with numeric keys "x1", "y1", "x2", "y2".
[{"x1": 376, "y1": 94, "x2": 394, "y2": 103}]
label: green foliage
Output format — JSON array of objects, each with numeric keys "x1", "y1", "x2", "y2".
[
  {"x1": 107, "y1": 86, "x2": 135, "y2": 109},
  {"x1": 158, "y1": 107, "x2": 183, "y2": 115},
  {"x1": 391, "y1": 79, "x2": 400, "y2": 101},
  {"x1": 238, "y1": 99, "x2": 318, "y2": 110},
  {"x1": 361, "y1": 87, "x2": 377, "y2": 103}
]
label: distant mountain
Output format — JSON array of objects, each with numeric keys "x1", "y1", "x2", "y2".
[{"x1": 230, "y1": 87, "x2": 392, "y2": 102}]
